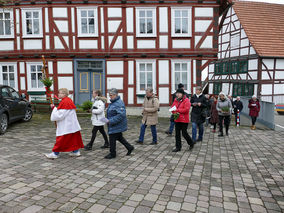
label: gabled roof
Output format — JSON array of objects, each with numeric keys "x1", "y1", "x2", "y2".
[{"x1": 232, "y1": 1, "x2": 284, "y2": 58}]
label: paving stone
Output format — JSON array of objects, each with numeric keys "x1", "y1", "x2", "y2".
[
  {"x1": 88, "y1": 204, "x2": 106, "y2": 213},
  {"x1": 19, "y1": 205, "x2": 43, "y2": 213}
]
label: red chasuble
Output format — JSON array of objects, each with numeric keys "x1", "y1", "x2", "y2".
[{"x1": 51, "y1": 97, "x2": 84, "y2": 152}]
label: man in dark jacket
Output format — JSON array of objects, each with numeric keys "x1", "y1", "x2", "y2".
[
  {"x1": 105, "y1": 88, "x2": 134, "y2": 159},
  {"x1": 233, "y1": 96, "x2": 243, "y2": 125},
  {"x1": 190, "y1": 86, "x2": 207, "y2": 142},
  {"x1": 165, "y1": 83, "x2": 190, "y2": 136}
]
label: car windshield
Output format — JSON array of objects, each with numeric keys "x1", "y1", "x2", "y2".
[{"x1": 8, "y1": 88, "x2": 20, "y2": 99}]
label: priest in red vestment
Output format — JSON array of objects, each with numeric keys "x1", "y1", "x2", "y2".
[{"x1": 45, "y1": 88, "x2": 84, "y2": 159}]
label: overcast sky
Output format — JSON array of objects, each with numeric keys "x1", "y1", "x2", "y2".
[{"x1": 240, "y1": 0, "x2": 284, "y2": 4}]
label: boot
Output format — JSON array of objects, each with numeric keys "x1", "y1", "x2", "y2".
[
  {"x1": 218, "y1": 131, "x2": 224, "y2": 137},
  {"x1": 252, "y1": 125, "x2": 256, "y2": 130},
  {"x1": 250, "y1": 125, "x2": 254, "y2": 130},
  {"x1": 84, "y1": 143, "x2": 93, "y2": 151}
]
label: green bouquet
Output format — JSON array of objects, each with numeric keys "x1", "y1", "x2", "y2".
[
  {"x1": 40, "y1": 77, "x2": 53, "y2": 87},
  {"x1": 173, "y1": 113, "x2": 180, "y2": 121},
  {"x1": 221, "y1": 106, "x2": 230, "y2": 113}
]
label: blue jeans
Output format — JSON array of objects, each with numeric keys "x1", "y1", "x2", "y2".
[
  {"x1": 169, "y1": 121, "x2": 175, "y2": 134},
  {"x1": 192, "y1": 122, "x2": 204, "y2": 141},
  {"x1": 53, "y1": 150, "x2": 79, "y2": 155},
  {"x1": 139, "y1": 124, "x2": 157, "y2": 143}
]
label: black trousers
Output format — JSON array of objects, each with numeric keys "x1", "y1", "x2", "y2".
[
  {"x1": 175, "y1": 122, "x2": 193, "y2": 150},
  {"x1": 109, "y1": 132, "x2": 133, "y2": 157},
  {"x1": 251, "y1": 116, "x2": 257, "y2": 125},
  {"x1": 218, "y1": 115, "x2": 230, "y2": 134},
  {"x1": 89, "y1": 126, "x2": 109, "y2": 146},
  {"x1": 213, "y1": 123, "x2": 217, "y2": 130}
]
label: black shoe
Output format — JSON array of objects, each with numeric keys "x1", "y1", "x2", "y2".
[
  {"x1": 135, "y1": 140, "x2": 143, "y2": 144},
  {"x1": 189, "y1": 143, "x2": 194, "y2": 150},
  {"x1": 149, "y1": 142, "x2": 158, "y2": 145},
  {"x1": 192, "y1": 140, "x2": 196, "y2": 144},
  {"x1": 226, "y1": 132, "x2": 229, "y2": 136},
  {"x1": 100, "y1": 145, "x2": 109, "y2": 149},
  {"x1": 218, "y1": 133, "x2": 224, "y2": 137},
  {"x1": 84, "y1": 144, "x2": 92, "y2": 151},
  {"x1": 196, "y1": 139, "x2": 202, "y2": 142},
  {"x1": 172, "y1": 148, "x2": 181, "y2": 152},
  {"x1": 104, "y1": 154, "x2": 116, "y2": 159},
  {"x1": 126, "y1": 146, "x2": 134, "y2": 156}
]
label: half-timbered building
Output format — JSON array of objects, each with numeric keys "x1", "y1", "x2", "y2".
[
  {"x1": 0, "y1": 0, "x2": 226, "y2": 106},
  {"x1": 207, "y1": 1, "x2": 284, "y2": 104}
]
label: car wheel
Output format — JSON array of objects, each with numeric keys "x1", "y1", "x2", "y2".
[
  {"x1": 0, "y1": 113, "x2": 8, "y2": 135},
  {"x1": 23, "y1": 108, "x2": 33, "y2": 122}
]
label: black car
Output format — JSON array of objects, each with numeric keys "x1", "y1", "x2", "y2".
[{"x1": 0, "y1": 85, "x2": 33, "y2": 134}]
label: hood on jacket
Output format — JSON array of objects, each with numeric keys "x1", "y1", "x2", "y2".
[
  {"x1": 95, "y1": 96, "x2": 107, "y2": 103},
  {"x1": 218, "y1": 92, "x2": 227, "y2": 101}
]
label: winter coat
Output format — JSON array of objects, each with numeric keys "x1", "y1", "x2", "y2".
[
  {"x1": 248, "y1": 99, "x2": 260, "y2": 117},
  {"x1": 171, "y1": 96, "x2": 191, "y2": 123},
  {"x1": 210, "y1": 101, "x2": 219, "y2": 124},
  {"x1": 106, "y1": 96, "x2": 127, "y2": 134},
  {"x1": 216, "y1": 98, "x2": 232, "y2": 116},
  {"x1": 91, "y1": 96, "x2": 107, "y2": 126},
  {"x1": 190, "y1": 94, "x2": 207, "y2": 124},
  {"x1": 233, "y1": 100, "x2": 243, "y2": 114},
  {"x1": 142, "y1": 96, "x2": 160, "y2": 125}
]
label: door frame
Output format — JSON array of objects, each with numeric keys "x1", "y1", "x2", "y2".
[{"x1": 74, "y1": 59, "x2": 106, "y2": 105}]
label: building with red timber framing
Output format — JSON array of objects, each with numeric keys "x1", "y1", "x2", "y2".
[
  {"x1": 207, "y1": 1, "x2": 284, "y2": 104},
  {"x1": 0, "y1": 0, "x2": 228, "y2": 107}
]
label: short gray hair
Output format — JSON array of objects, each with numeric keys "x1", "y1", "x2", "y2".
[
  {"x1": 109, "y1": 88, "x2": 118, "y2": 95},
  {"x1": 196, "y1": 86, "x2": 202, "y2": 91},
  {"x1": 146, "y1": 87, "x2": 153, "y2": 93}
]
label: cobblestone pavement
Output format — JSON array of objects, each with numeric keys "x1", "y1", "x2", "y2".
[{"x1": 0, "y1": 114, "x2": 284, "y2": 213}]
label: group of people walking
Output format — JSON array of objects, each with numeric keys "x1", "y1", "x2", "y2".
[{"x1": 45, "y1": 84, "x2": 261, "y2": 159}]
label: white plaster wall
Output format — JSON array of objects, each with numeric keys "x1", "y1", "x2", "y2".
[
  {"x1": 58, "y1": 61, "x2": 73, "y2": 74},
  {"x1": 108, "y1": 8, "x2": 122, "y2": 17},
  {"x1": 48, "y1": 61, "x2": 53, "y2": 74},
  {"x1": 195, "y1": 8, "x2": 213, "y2": 17},
  {"x1": 46, "y1": 36, "x2": 50, "y2": 49},
  {"x1": 276, "y1": 59, "x2": 284, "y2": 69},
  {"x1": 159, "y1": 36, "x2": 168, "y2": 49},
  {"x1": 274, "y1": 84, "x2": 284, "y2": 94},
  {"x1": 274, "y1": 96, "x2": 284, "y2": 104},
  {"x1": 108, "y1": 21, "x2": 121, "y2": 33},
  {"x1": 159, "y1": 7, "x2": 168, "y2": 33},
  {"x1": 262, "y1": 59, "x2": 274, "y2": 70},
  {"x1": 107, "y1": 77, "x2": 123, "y2": 89},
  {"x1": 137, "y1": 40, "x2": 155, "y2": 49},
  {"x1": 172, "y1": 40, "x2": 190, "y2": 48},
  {"x1": 222, "y1": 83, "x2": 229, "y2": 95},
  {"x1": 113, "y1": 36, "x2": 123, "y2": 49},
  {"x1": 20, "y1": 77, "x2": 26, "y2": 90},
  {"x1": 248, "y1": 59, "x2": 258, "y2": 71},
  {"x1": 53, "y1": 8, "x2": 67, "y2": 17},
  {"x1": 54, "y1": 37, "x2": 64, "y2": 49},
  {"x1": 209, "y1": 83, "x2": 213, "y2": 94},
  {"x1": 23, "y1": 40, "x2": 42, "y2": 50},
  {"x1": 261, "y1": 84, "x2": 272, "y2": 95},
  {"x1": 159, "y1": 87, "x2": 169, "y2": 104},
  {"x1": 128, "y1": 61, "x2": 134, "y2": 85},
  {"x1": 20, "y1": 62, "x2": 25, "y2": 74},
  {"x1": 249, "y1": 71, "x2": 257, "y2": 80},
  {"x1": 55, "y1": 21, "x2": 68, "y2": 33},
  {"x1": 128, "y1": 87, "x2": 134, "y2": 104},
  {"x1": 200, "y1": 36, "x2": 212, "y2": 48},
  {"x1": 158, "y1": 60, "x2": 169, "y2": 84},
  {"x1": 127, "y1": 36, "x2": 134, "y2": 49},
  {"x1": 126, "y1": 8, "x2": 133, "y2": 33},
  {"x1": 275, "y1": 71, "x2": 284, "y2": 79},
  {"x1": 195, "y1": 20, "x2": 211, "y2": 32},
  {"x1": 79, "y1": 40, "x2": 98, "y2": 49},
  {"x1": 58, "y1": 77, "x2": 73, "y2": 91},
  {"x1": 107, "y1": 61, "x2": 124, "y2": 75}
]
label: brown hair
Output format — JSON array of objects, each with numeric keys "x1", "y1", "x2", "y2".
[{"x1": 93, "y1": 89, "x2": 102, "y2": 96}]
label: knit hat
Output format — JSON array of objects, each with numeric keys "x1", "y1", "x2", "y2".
[
  {"x1": 176, "y1": 88, "x2": 185, "y2": 95},
  {"x1": 178, "y1": 83, "x2": 184, "y2": 89}
]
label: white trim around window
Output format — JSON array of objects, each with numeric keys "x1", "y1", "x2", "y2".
[
  {"x1": 136, "y1": 60, "x2": 156, "y2": 94},
  {"x1": 77, "y1": 7, "x2": 98, "y2": 37},
  {"x1": 0, "y1": 63, "x2": 18, "y2": 90},
  {"x1": 0, "y1": 9, "x2": 14, "y2": 38},
  {"x1": 171, "y1": 60, "x2": 191, "y2": 94},
  {"x1": 26, "y1": 62, "x2": 45, "y2": 91},
  {"x1": 136, "y1": 7, "x2": 156, "y2": 37},
  {"x1": 22, "y1": 8, "x2": 43, "y2": 38},
  {"x1": 171, "y1": 7, "x2": 192, "y2": 37}
]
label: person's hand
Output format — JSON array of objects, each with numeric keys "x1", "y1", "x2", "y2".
[
  {"x1": 197, "y1": 103, "x2": 201, "y2": 106},
  {"x1": 50, "y1": 104, "x2": 55, "y2": 108}
]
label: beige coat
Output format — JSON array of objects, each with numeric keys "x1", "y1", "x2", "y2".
[{"x1": 142, "y1": 96, "x2": 160, "y2": 125}]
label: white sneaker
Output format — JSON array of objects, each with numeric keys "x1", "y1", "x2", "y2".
[
  {"x1": 69, "y1": 151, "x2": 81, "y2": 157},
  {"x1": 45, "y1": 152, "x2": 59, "y2": 159}
]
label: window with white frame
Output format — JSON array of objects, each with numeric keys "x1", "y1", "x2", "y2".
[
  {"x1": 136, "y1": 8, "x2": 156, "y2": 37},
  {"x1": 27, "y1": 64, "x2": 44, "y2": 90},
  {"x1": 22, "y1": 9, "x2": 42, "y2": 37},
  {"x1": 0, "y1": 9, "x2": 13, "y2": 38},
  {"x1": 171, "y1": 8, "x2": 192, "y2": 37},
  {"x1": 77, "y1": 8, "x2": 98, "y2": 37},
  {"x1": 172, "y1": 61, "x2": 191, "y2": 93},
  {"x1": 0, "y1": 64, "x2": 17, "y2": 89},
  {"x1": 136, "y1": 61, "x2": 156, "y2": 94}
]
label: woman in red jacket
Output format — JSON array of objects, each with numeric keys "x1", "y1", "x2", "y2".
[
  {"x1": 248, "y1": 95, "x2": 260, "y2": 130},
  {"x1": 171, "y1": 88, "x2": 194, "y2": 152}
]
